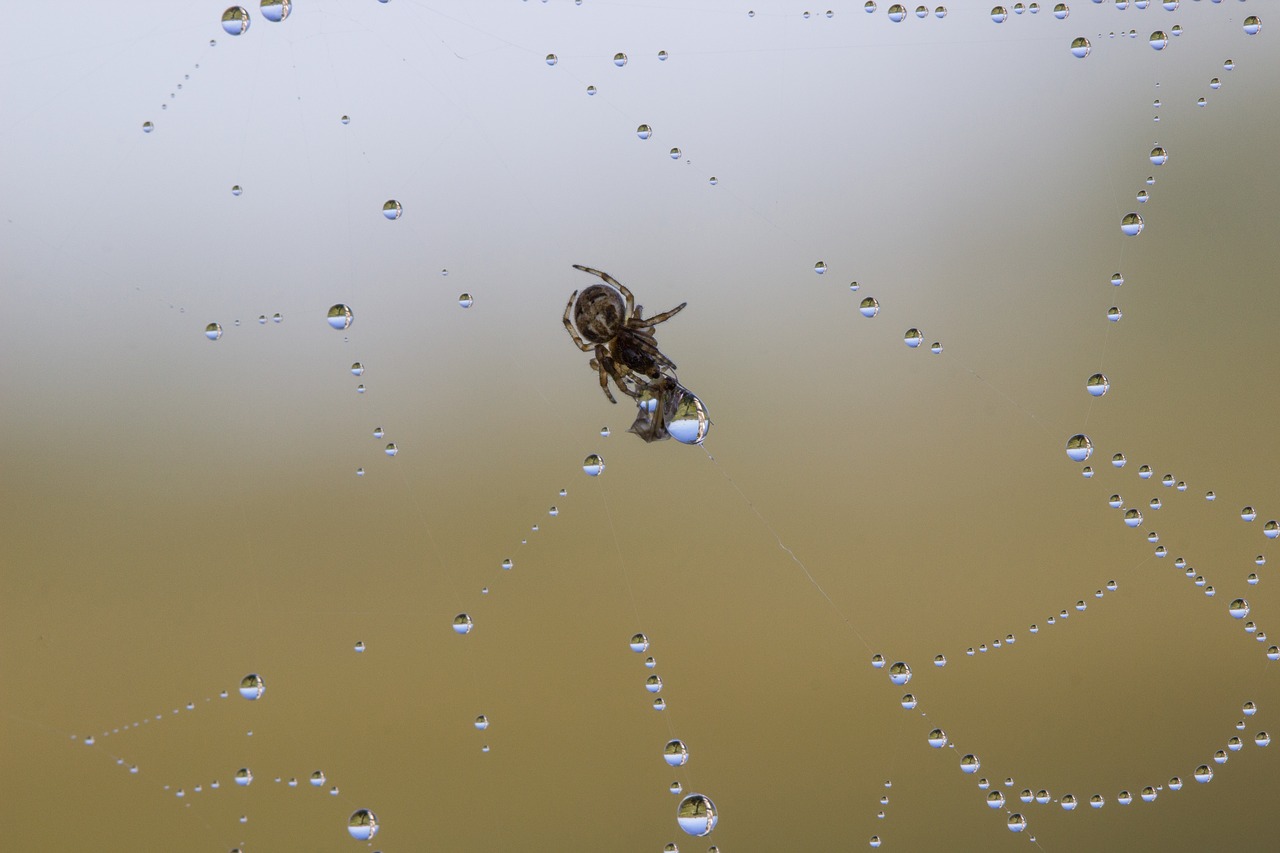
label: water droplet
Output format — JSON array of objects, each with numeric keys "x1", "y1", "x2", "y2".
[
  {"x1": 1008, "y1": 814, "x2": 1027, "y2": 832},
  {"x1": 664, "y1": 740, "x2": 690, "y2": 767},
  {"x1": 903, "y1": 328, "x2": 923, "y2": 348},
  {"x1": 658, "y1": 50, "x2": 669, "y2": 60},
  {"x1": 1229, "y1": 598, "x2": 1250, "y2": 619},
  {"x1": 901, "y1": 693, "x2": 917, "y2": 709},
  {"x1": 888, "y1": 662, "x2": 912, "y2": 686},
  {"x1": 865, "y1": 1, "x2": 877, "y2": 11},
  {"x1": 238, "y1": 674, "x2": 264, "y2": 700},
  {"x1": 1139, "y1": 465, "x2": 1153, "y2": 480},
  {"x1": 669, "y1": 781, "x2": 683, "y2": 795},
  {"x1": 1070, "y1": 36, "x2": 1090, "y2": 58},
  {"x1": 1086, "y1": 374, "x2": 1110, "y2": 397},
  {"x1": 458, "y1": 293, "x2": 474, "y2": 308},
  {"x1": 1065, "y1": 434, "x2": 1093, "y2": 462},
  {"x1": 235, "y1": 768, "x2": 253, "y2": 786},
  {"x1": 1150, "y1": 146, "x2": 1168, "y2": 166},
  {"x1": 327, "y1": 304, "x2": 353, "y2": 330},
  {"x1": 452, "y1": 613, "x2": 473, "y2": 635},
  {"x1": 382, "y1": 200, "x2": 402, "y2": 220},
  {"x1": 348, "y1": 809, "x2": 379, "y2": 841},
  {"x1": 310, "y1": 770, "x2": 326, "y2": 787},
  {"x1": 991, "y1": 6, "x2": 1008, "y2": 23},
  {"x1": 260, "y1": 0, "x2": 291, "y2": 23},
  {"x1": 583, "y1": 454, "x2": 605, "y2": 476},
  {"x1": 341, "y1": 114, "x2": 350, "y2": 124},
  {"x1": 1054, "y1": 3, "x2": 1069, "y2": 19},
  {"x1": 934, "y1": 654, "x2": 947, "y2": 667},
  {"x1": 1141, "y1": 786, "x2": 1157, "y2": 802},
  {"x1": 960, "y1": 754, "x2": 981, "y2": 774},
  {"x1": 221, "y1": 7, "x2": 250, "y2": 36},
  {"x1": 205, "y1": 322, "x2": 223, "y2": 341},
  {"x1": 613, "y1": 52, "x2": 628, "y2": 67},
  {"x1": 1121, "y1": 213, "x2": 1144, "y2": 236},
  {"x1": 1124, "y1": 508, "x2": 1144, "y2": 528},
  {"x1": 645, "y1": 675, "x2": 663, "y2": 693},
  {"x1": 676, "y1": 793, "x2": 718, "y2": 836},
  {"x1": 814, "y1": 261, "x2": 827, "y2": 275},
  {"x1": 354, "y1": 641, "x2": 365, "y2": 653},
  {"x1": 1243, "y1": 16, "x2": 1261, "y2": 36},
  {"x1": 859, "y1": 297, "x2": 880, "y2": 318},
  {"x1": 1256, "y1": 732, "x2": 1271, "y2": 747},
  {"x1": 887, "y1": 4, "x2": 907, "y2": 22},
  {"x1": 630, "y1": 633, "x2": 650, "y2": 653},
  {"x1": 637, "y1": 124, "x2": 653, "y2": 140},
  {"x1": 1242, "y1": 506, "x2": 1258, "y2": 522},
  {"x1": 351, "y1": 362, "x2": 365, "y2": 377},
  {"x1": 927, "y1": 729, "x2": 948, "y2": 748},
  {"x1": 1149, "y1": 31, "x2": 1168, "y2": 50},
  {"x1": 987, "y1": 791, "x2": 1006, "y2": 809},
  {"x1": 545, "y1": 54, "x2": 558, "y2": 66},
  {"x1": 1090, "y1": 794, "x2": 1105, "y2": 808}
]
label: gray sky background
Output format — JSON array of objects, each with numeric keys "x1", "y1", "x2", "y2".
[{"x1": 3, "y1": 2, "x2": 1279, "y2": 850}]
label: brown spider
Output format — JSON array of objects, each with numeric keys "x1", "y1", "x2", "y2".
[{"x1": 563, "y1": 265, "x2": 686, "y2": 404}]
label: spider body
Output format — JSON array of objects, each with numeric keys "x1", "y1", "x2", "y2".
[{"x1": 563, "y1": 265, "x2": 686, "y2": 404}]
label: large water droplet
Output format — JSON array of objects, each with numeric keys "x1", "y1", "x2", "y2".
[
  {"x1": 1243, "y1": 16, "x2": 1261, "y2": 36},
  {"x1": 260, "y1": 0, "x2": 291, "y2": 23},
  {"x1": 1065, "y1": 434, "x2": 1093, "y2": 462},
  {"x1": 382, "y1": 200, "x2": 402, "y2": 220},
  {"x1": 239, "y1": 674, "x2": 264, "y2": 700},
  {"x1": 664, "y1": 740, "x2": 690, "y2": 767},
  {"x1": 1121, "y1": 213, "x2": 1144, "y2": 236},
  {"x1": 1070, "y1": 36, "x2": 1090, "y2": 58},
  {"x1": 327, "y1": 304, "x2": 353, "y2": 330},
  {"x1": 221, "y1": 7, "x2": 250, "y2": 35},
  {"x1": 583, "y1": 454, "x2": 605, "y2": 476},
  {"x1": 676, "y1": 794, "x2": 718, "y2": 836},
  {"x1": 347, "y1": 809, "x2": 379, "y2": 841},
  {"x1": 452, "y1": 613, "x2": 473, "y2": 635}
]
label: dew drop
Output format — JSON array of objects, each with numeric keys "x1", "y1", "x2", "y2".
[
  {"x1": 205, "y1": 323, "x2": 223, "y2": 341},
  {"x1": 221, "y1": 7, "x2": 250, "y2": 36},
  {"x1": 458, "y1": 293, "x2": 474, "y2": 308},
  {"x1": 613, "y1": 52, "x2": 628, "y2": 67},
  {"x1": 382, "y1": 200, "x2": 402, "y2": 220},
  {"x1": 583, "y1": 454, "x2": 605, "y2": 476},
  {"x1": 327, "y1": 304, "x2": 353, "y2": 330},
  {"x1": 676, "y1": 794, "x2": 718, "y2": 837},
  {"x1": 347, "y1": 809, "x2": 379, "y2": 841},
  {"x1": 859, "y1": 297, "x2": 880, "y2": 318},
  {"x1": 1071, "y1": 37, "x2": 1091, "y2": 58},
  {"x1": 238, "y1": 674, "x2": 264, "y2": 700},
  {"x1": 452, "y1": 614, "x2": 473, "y2": 635},
  {"x1": 664, "y1": 740, "x2": 690, "y2": 767},
  {"x1": 260, "y1": 0, "x2": 291, "y2": 23},
  {"x1": 1065, "y1": 434, "x2": 1093, "y2": 462}
]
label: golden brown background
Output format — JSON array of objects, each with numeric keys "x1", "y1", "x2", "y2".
[{"x1": 3, "y1": 2, "x2": 1279, "y2": 850}]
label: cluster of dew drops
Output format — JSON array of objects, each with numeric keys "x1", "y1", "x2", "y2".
[
  {"x1": 173, "y1": 1, "x2": 1271, "y2": 849},
  {"x1": 838, "y1": 5, "x2": 1269, "y2": 847}
]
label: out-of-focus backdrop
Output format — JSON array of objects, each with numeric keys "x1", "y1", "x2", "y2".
[{"x1": 3, "y1": 2, "x2": 1278, "y2": 850}]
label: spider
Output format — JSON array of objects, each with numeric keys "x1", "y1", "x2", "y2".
[{"x1": 563, "y1": 264, "x2": 686, "y2": 404}]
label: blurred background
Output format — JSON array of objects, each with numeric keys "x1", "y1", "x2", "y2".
[{"x1": 2, "y1": 2, "x2": 1278, "y2": 850}]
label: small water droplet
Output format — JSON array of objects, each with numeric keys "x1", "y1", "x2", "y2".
[{"x1": 382, "y1": 200, "x2": 402, "y2": 220}]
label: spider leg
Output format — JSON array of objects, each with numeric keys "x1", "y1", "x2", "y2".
[
  {"x1": 562, "y1": 290, "x2": 594, "y2": 352},
  {"x1": 590, "y1": 355, "x2": 619, "y2": 404},
  {"x1": 641, "y1": 302, "x2": 686, "y2": 326},
  {"x1": 573, "y1": 264, "x2": 635, "y2": 319}
]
